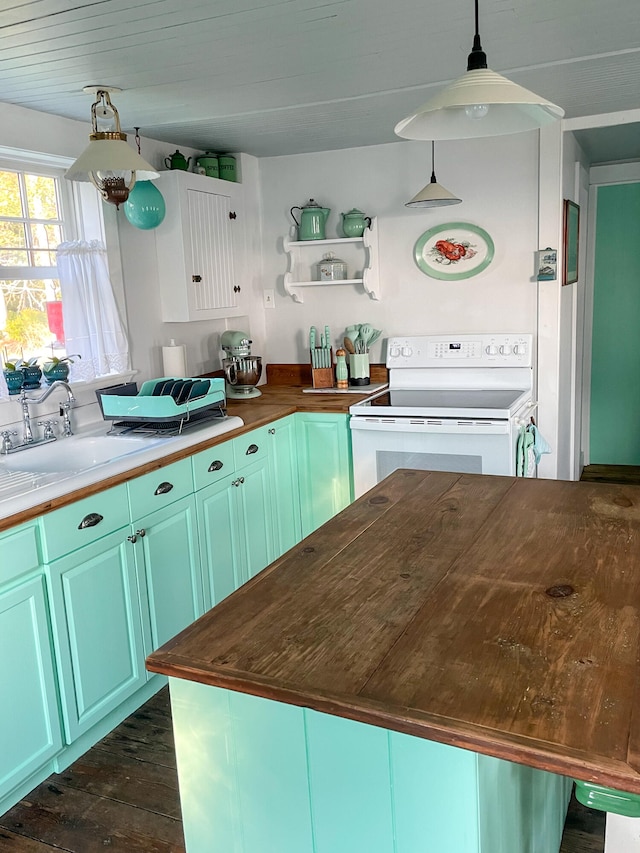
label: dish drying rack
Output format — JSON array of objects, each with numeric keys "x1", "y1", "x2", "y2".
[{"x1": 97, "y1": 377, "x2": 227, "y2": 436}]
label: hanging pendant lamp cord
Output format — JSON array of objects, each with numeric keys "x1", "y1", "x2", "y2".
[
  {"x1": 430, "y1": 141, "x2": 437, "y2": 184},
  {"x1": 467, "y1": 0, "x2": 488, "y2": 71}
]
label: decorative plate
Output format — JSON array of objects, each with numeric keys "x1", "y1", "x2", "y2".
[{"x1": 414, "y1": 222, "x2": 494, "y2": 280}]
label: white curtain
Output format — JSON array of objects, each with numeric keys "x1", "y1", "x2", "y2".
[{"x1": 57, "y1": 240, "x2": 129, "y2": 381}]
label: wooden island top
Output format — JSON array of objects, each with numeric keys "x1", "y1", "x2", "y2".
[{"x1": 147, "y1": 469, "x2": 640, "y2": 796}]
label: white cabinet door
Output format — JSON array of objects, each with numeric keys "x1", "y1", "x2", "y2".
[
  {"x1": 154, "y1": 171, "x2": 244, "y2": 322},
  {"x1": 188, "y1": 188, "x2": 237, "y2": 312}
]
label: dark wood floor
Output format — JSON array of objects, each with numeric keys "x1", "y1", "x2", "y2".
[
  {"x1": 0, "y1": 686, "x2": 605, "y2": 852},
  {"x1": 581, "y1": 463, "x2": 640, "y2": 485}
]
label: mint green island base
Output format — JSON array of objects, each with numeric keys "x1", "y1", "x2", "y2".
[{"x1": 169, "y1": 678, "x2": 571, "y2": 853}]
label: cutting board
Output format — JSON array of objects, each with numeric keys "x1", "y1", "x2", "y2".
[{"x1": 302, "y1": 382, "x2": 388, "y2": 395}]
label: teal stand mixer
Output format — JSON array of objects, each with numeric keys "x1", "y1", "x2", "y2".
[{"x1": 220, "y1": 331, "x2": 262, "y2": 399}]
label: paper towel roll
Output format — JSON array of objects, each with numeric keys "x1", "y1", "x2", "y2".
[{"x1": 162, "y1": 341, "x2": 187, "y2": 377}]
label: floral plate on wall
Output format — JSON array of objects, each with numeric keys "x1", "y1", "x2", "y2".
[{"x1": 414, "y1": 222, "x2": 494, "y2": 280}]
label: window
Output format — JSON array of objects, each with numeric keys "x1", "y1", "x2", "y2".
[{"x1": 0, "y1": 166, "x2": 67, "y2": 365}]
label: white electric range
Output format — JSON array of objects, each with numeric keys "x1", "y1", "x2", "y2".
[{"x1": 349, "y1": 333, "x2": 536, "y2": 498}]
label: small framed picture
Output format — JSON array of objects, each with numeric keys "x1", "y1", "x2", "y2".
[
  {"x1": 536, "y1": 247, "x2": 557, "y2": 281},
  {"x1": 563, "y1": 200, "x2": 580, "y2": 285}
]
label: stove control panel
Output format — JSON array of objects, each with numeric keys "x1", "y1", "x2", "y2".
[{"x1": 386, "y1": 334, "x2": 533, "y2": 368}]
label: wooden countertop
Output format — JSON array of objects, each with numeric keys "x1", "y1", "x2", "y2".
[
  {"x1": 147, "y1": 469, "x2": 640, "y2": 795},
  {"x1": 0, "y1": 379, "x2": 372, "y2": 532}
]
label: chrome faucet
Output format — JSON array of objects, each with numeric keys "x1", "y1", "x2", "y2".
[{"x1": 19, "y1": 381, "x2": 76, "y2": 444}]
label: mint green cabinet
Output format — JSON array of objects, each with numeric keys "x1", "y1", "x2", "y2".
[
  {"x1": 267, "y1": 416, "x2": 302, "y2": 555},
  {"x1": 197, "y1": 452, "x2": 274, "y2": 609},
  {"x1": 0, "y1": 520, "x2": 62, "y2": 807},
  {"x1": 132, "y1": 495, "x2": 204, "y2": 655},
  {"x1": 295, "y1": 413, "x2": 353, "y2": 537},
  {"x1": 47, "y1": 527, "x2": 146, "y2": 743}
]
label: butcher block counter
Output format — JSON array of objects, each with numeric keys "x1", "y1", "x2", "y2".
[{"x1": 147, "y1": 469, "x2": 640, "y2": 853}]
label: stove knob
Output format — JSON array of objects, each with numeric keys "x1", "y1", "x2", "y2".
[
  {"x1": 389, "y1": 346, "x2": 401, "y2": 359},
  {"x1": 401, "y1": 346, "x2": 413, "y2": 357},
  {"x1": 513, "y1": 343, "x2": 526, "y2": 355},
  {"x1": 500, "y1": 344, "x2": 512, "y2": 355},
  {"x1": 486, "y1": 344, "x2": 498, "y2": 355}
]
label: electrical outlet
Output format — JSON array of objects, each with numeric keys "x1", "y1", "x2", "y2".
[{"x1": 263, "y1": 289, "x2": 275, "y2": 309}]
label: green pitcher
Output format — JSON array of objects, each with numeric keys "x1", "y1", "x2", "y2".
[{"x1": 290, "y1": 199, "x2": 330, "y2": 240}]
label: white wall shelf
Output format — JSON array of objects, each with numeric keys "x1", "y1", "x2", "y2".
[{"x1": 283, "y1": 217, "x2": 380, "y2": 303}]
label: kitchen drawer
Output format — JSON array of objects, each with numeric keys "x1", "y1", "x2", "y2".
[
  {"x1": 127, "y1": 458, "x2": 193, "y2": 518},
  {"x1": 41, "y1": 484, "x2": 130, "y2": 562},
  {"x1": 0, "y1": 521, "x2": 42, "y2": 586},
  {"x1": 192, "y1": 440, "x2": 235, "y2": 492},
  {"x1": 233, "y1": 426, "x2": 269, "y2": 469}
]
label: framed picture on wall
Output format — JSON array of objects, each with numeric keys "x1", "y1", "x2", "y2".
[{"x1": 563, "y1": 200, "x2": 580, "y2": 285}]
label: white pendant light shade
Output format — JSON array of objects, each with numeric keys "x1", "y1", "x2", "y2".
[
  {"x1": 406, "y1": 141, "x2": 461, "y2": 208},
  {"x1": 395, "y1": 0, "x2": 564, "y2": 141},
  {"x1": 395, "y1": 69, "x2": 564, "y2": 140},
  {"x1": 65, "y1": 138, "x2": 158, "y2": 182}
]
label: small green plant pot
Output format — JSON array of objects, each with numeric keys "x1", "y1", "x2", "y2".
[
  {"x1": 3, "y1": 369, "x2": 24, "y2": 395},
  {"x1": 43, "y1": 363, "x2": 70, "y2": 385},
  {"x1": 21, "y1": 365, "x2": 42, "y2": 389}
]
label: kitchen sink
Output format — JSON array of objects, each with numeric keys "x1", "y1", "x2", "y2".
[{"x1": 1, "y1": 433, "x2": 165, "y2": 474}]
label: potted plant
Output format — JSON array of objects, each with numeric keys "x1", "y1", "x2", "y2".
[
  {"x1": 16, "y1": 357, "x2": 42, "y2": 389},
  {"x1": 2, "y1": 356, "x2": 24, "y2": 395},
  {"x1": 42, "y1": 354, "x2": 81, "y2": 385}
]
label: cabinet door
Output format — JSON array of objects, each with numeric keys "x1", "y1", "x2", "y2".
[
  {"x1": 0, "y1": 576, "x2": 62, "y2": 801},
  {"x1": 196, "y1": 473, "x2": 243, "y2": 609},
  {"x1": 134, "y1": 495, "x2": 204, "y2": 654},
  {"x1": 188, "y1": 189, "x2": 238, "y2": 313},
  {"x1": 47, "y1": 529, "x2": 146, "y2": 743},
  {"x1": 236, "y1": 454, "x2": 275, "y2": 584},
  {"x1": 296, "y1": 413, "x2": 353, "y2": 538},
  {"x1": 268, "y1": 416, "x2": 302, "y2": 557}
]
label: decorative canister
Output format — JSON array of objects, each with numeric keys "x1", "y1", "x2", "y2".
[
  {"x1": 218, "y1": 155, "x2": 237, "y2": 182},
  {"x1": 316, "y1": 252, "x2": 347, "y2": 281}
]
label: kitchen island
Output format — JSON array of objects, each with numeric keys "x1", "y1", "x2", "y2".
[{"x1": 147, "y1": 469, "x2": 640, "y2": 851}]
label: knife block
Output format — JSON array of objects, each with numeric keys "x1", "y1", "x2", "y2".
[{"x1": 310, "y1": 348, "x2": 334, "y2": 389}]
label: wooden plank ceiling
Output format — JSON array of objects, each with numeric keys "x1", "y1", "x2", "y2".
[{"x1": 0, "y1": 0, "x2": 639, "y2": 157}]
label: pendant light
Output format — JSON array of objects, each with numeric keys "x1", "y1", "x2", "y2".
[
  {"x1": 406, "y1": 142, "x2": 461, "y2": 208},
  {"x1": 395, "y1": 0, "x2": 564, "y2": 141},
  {"x1": 123, "y1": 129, "x2": 166, "y2": 229},
  {"x1": 65, "y1": 88, "x2": 159, "y2": 207}
]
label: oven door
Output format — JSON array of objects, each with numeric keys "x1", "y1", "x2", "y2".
[{"x1": 350, "y1": 416, "x2": 517, "y2": 498}]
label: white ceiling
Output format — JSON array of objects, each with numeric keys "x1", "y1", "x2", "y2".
[{"x1": 2, "y1": 0, "x2": 640, "y2": 161}]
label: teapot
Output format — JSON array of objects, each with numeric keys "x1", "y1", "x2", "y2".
[
  {"x1": 341, "y1": 208, "x2": 371, "y2": 238},
  {"x1": 164, "y1": 150, "x2": 192, "y2": 171},
  {"x1": 290, "y1": 199, "x2": 330, "y2": 241}
]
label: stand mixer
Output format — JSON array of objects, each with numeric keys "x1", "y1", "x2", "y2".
[{"x1": 220, "y1": 331, "x2": 262, "y2": 399}]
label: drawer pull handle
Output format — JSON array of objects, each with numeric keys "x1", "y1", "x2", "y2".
[
  {"x1": 154, "y1": 481, "x2": 174, "y2": 495},
  {"x1": 246, "y1": 444, "x2": 259, "y2": 455},
  {"x1": 78, "y1": 512, "x2": 104, "y2": 530},
  {"x1": 208, "y1": 460, "x2": 224, "y2": 472}
]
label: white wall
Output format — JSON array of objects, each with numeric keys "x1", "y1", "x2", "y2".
[{"x1": 259, "y1": 134, "x2": 540, "y2": 364}]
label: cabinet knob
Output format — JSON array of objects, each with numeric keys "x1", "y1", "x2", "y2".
[
  {"x1": 208, "y1": 460, "x2": 224, "y2": 472},
  {"x1": 233, "y1": 285, "x2": 241, "y2": 293},
  {"x1": 268, "y1": 428, "x2": 275, "y2": 435},
  {"x1": 154, "y1": 481, "x2": 174, "y2": 495},
  {"x1": 192, "y1": 274, "x2": 202, "y2": 283},
  {"x1": 127, "y1": 534, "x2": 138, "y2": 544},
  {"x1": 239, "y1": 476, "x2": 245, "y2": 484},
  {"x1": 232, "y1": 478, "x2": 240, "y2": 487},
  {"x1": 136, "y1": 529, "x2": 146, "y2": 537},
  {"x1": 229, "y1": 211, "x2": 237, "y2": 220},
  {"x1": 78, "y1": 512, "x2": 104, "y2": 530}
]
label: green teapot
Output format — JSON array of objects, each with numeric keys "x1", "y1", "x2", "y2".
[
  {"x1": 290, "y1": 199, "x2": 330, "y2": 241},
  {"x1": 341, "y1": 208, "x2": 371, "y2": 238},
  {"x1": 164, "y1": 150, "x2": 192, "y2": 171}
]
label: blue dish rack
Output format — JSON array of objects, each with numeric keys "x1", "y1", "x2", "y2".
[{"x1": 98, "y1": 377, "x2": 227, "y2": 433}]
